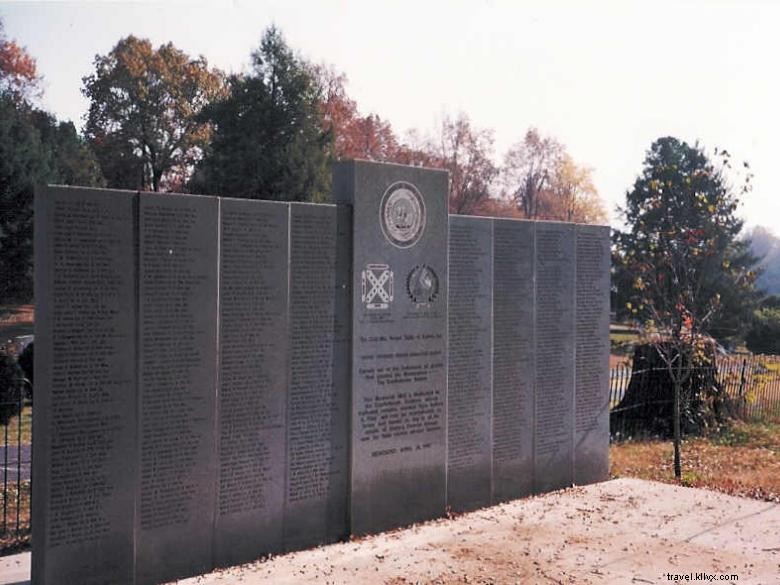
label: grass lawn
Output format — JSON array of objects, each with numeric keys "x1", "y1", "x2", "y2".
[
  {"x1": 609, "y1": 325, "x2": 639, "y2": 360},
  {"x1": 610, "y1": 330, "x2": 639, "y2": 345},
  {"x1": 611, "y1": 420, "x2": 780, "y2": 502}
]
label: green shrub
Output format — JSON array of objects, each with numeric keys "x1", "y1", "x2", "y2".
[
  {"x1": 17, "y1": 341, "x2": 32, "y2": 399},
  {"x1": 0, "y1": 352, "x2": 22, "y2": 425},
  {"x1": 746, "y1": 308, "x2": 780, "y2": 355}
]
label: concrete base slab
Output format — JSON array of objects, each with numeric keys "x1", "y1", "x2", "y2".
[
  {"x1": 0, "y1": 551, "x2": 29, "y2": 585},
  {"x1": 3, "y1": 479, "x2": 778, "y2": 584}
]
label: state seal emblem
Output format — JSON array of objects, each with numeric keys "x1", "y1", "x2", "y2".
[{"x1": 379, "y1": 181, "x2": 426, "y2": 248}]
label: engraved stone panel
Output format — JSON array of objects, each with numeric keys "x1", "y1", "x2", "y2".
[
  {"x1": 492, "y1": 219, "x2": 535, "y2": 501},
  {"x1": 215, "y1": 199, "x2": 288, "y2": 566},
  {"x1": 334, "y1": 161, "x2": 448, "y2": 535},
  {"x1": 534, "y1": 222, "x2": 575, "y2": 493},
  {"x1": 447, "y1": 215, "x2": 493, "y2": 512},
  {"x1": 33, "y1": 186, "x2": 136, "y2": 585},
  {"x1": 136, "y1": 193, "x2": 219, "y2": 584},
  {"x1": 284, "y1": 203, "x2": 348, "y2": 550},
  {"x1": 574, "y1": 225, "x2": 611, "y2": 485}
]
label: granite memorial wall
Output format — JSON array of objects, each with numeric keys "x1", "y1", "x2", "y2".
[
  {"x1": 34, "y1": 188, "x2": 350, "y2": 585},
  {"x1": 444, "y1": 215, "x2": 610, "y2": 511},
  {"x1": 34, "y1": 161, "x2": 609, "y2": 584}
]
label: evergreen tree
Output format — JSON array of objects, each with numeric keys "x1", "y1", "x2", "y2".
[
  {"x1": 746, "y1": 305, "x2": 780, "y2": 354},
  {"x1": 0, "y1": 96, "x2": 52, "y2": 303},
  {"x1": 192, "y1": 26, "x2": 331, "y2": 202},
  {"x1": 0, "y1": 19, "x2": 104, "y2": 303},
  {"x1": 613, "y1": 137, "x2": 758, "y2": 478},
  {"x1": 0, "y1": 96, "x2": 104, "y2": 303},
  {"x1": 613, "y1": 137, "x2": 759, "y2": 344},
  {"x1": 31, "y1": 112, "x2": 105, "y2": 187}
]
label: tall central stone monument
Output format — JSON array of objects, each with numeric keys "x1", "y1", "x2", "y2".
[{"x1": 333, "y1": 161, "x2": 448, "y2": 535}]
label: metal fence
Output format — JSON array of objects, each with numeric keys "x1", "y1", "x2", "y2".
[
  {"x1": 609, "y1": 354, "x2": 780, "y2": 439},
  {"x1": 0, "y1": 390, "x2": 31, "y2": 552}
]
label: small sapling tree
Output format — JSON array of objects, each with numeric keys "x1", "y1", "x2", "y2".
[{"x1": 613, "y1": 137, "x2": 757, "y2": 478}]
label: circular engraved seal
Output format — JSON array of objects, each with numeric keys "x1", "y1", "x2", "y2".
[
  {"x1": 406, "y1": 265, "x2": 439, "y2": 305},
  {"x1": 380, "y1": 181, "x2": 426, "y2": 248}
]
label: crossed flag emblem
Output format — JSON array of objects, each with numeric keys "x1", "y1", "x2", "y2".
[{"x1": 361, "y1": 263, "x2": 394, "y2": 309}]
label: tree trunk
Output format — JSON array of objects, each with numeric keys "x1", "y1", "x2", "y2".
[
  {"x1": 153, "y1": 167, "x2": 162, "y2": 192},
  {"x1": 610, "y1": 342, "x2": 726, "y2": 439},
  {"x1": 673, "y1": 378, "x2": 682, "y2": 479}
]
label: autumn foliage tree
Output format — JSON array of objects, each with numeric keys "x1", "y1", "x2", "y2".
[
  {"x1": 316, "y1": 69, "x2": 500, "y2": 213},
  {"x1": 382, "y1": 113, "x2": 498, "y2": 214},
  {"x1": 612, "y1": 137, "x2": 758, "y2": 477},
  {"x1": 545, "y1": 153, "x2": 606, "y2": 223},
  {"x1": 315, "y1": 67, "x2": 603, "y2": 219},
  {"x1": 391, "y1": 130, "x2": 442, "y2": 169},
  {"x1": 0, "y1": 20, "x2": 40, "y2": 103},
  {"x1": 82, "y1": 36, "x2": 226, "y2": 192},
  {"x1": 431, "y1": 113, "x2": 498, "y2": 215},
  {"x1": 501, "y1": 128, "x2": 606, "y2": 223},
  {"x1": 316, "y1": 66, "x2": 400, "y2": 162}
]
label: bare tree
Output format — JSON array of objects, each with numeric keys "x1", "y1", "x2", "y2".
[
  {"x1": 501, "y1": 128, "x2": 563, "y2": 219},
  {"x1": 431, "y1": 113, "x2": 498, "y2": 215}
]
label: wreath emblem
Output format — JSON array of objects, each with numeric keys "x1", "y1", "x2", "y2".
[{"x1": 406, "y1": 265, "x2": 439, "y2": 305}]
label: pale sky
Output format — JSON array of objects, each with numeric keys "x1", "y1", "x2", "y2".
[{"x1": 2, "y1": 0, "x2": 778, "y2": 232}]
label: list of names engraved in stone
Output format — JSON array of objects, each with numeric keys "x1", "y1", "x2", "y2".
[
  {"x1": 139, "y1": 197, "x2": 217, "y2": 531},
  {"x1": 576, "y1": 228, "x2": 610, "y2": 433},
  {"x1": 493, "y1": 221, "x2": 534, "y2": 464},
  {"x1": 535, "y1": 226, "x2": 574, "y2": 454},
  {"x1": 219, "y1": 201, "x2": 287, "y2": 517},
  {"x1": 534, "y1": 223, "x2": 575, "y2": 492},
  {"x1": 47, "y1": 195, "x2": 134, "y2": 548},
  {"x1": 447, "y1": 218, "x2": 491, "y2": 470},
  {"x1": 288, "y1": 207, "x2": 339, "y2": 505}
]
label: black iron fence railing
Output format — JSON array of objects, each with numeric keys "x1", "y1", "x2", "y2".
[
  {"x1": 0, "y1": 389, "x2": 31, "y2": 550},
  {"x1": 609, "y1": 355, "x2": 780, "y2": 439}
]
